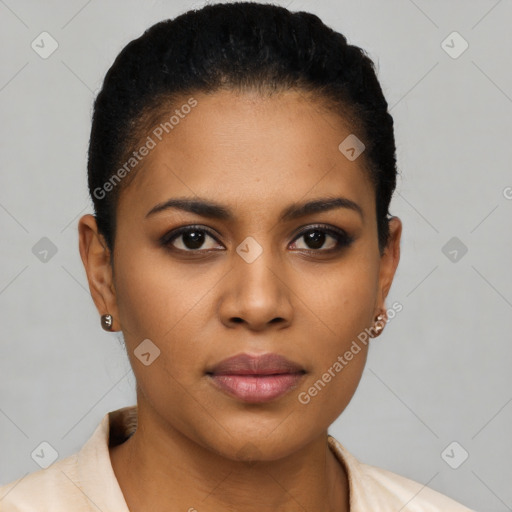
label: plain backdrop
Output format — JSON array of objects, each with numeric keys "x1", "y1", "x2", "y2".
[{"x1": 1, "y1": 1, "x2": 511, "y2": 510}]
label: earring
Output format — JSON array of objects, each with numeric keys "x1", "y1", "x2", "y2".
[
  {"x1": 101, "y1": 313, "x2": 114, "y2": 331},
  {"x1": 369, "y1": 312, "x2": 386, "y2": 338}
]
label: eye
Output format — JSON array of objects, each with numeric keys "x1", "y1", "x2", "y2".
[
  {"x1": 289, "y1": 224, "x2": 354, "y2": 252},
  {"x1": 160, "y1": 223, "x2": 354, "y2": 255},
  {"x1": 160, "y1": 225, "x2": 224, "y2": 252}
]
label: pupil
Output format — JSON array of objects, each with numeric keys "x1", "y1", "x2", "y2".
[
  {"x1": 305, "y1": 230, "x2": 325, "y2": 249},
  {"x1": 184, "y1": 230, "x2": 205, "y2": 249}
]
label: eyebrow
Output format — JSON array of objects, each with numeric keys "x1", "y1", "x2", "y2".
[{"x1": 145, "y1": 196, "x2": 364, "y2": 222}]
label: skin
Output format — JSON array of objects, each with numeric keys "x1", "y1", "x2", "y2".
[{"x1": 78, "y1": 89, "x2": 401, "y2": 512}]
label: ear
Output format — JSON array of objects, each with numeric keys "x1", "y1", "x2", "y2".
[
  {"x1": 78, "y1": 214, "x2": 120, "y2": 331},
  {"x1": 375, "y1": 216, "x2": 402, "y2": 315}
]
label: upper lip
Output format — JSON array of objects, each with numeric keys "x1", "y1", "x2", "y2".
[{"x1": 207, "y1": 353, "x2": 305, "y2": 376}]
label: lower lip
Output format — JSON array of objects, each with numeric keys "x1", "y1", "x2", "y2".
[{"x1": 209, "y1": 373, "x2": 304, "y2": 403}]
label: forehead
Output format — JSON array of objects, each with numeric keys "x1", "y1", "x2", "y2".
[{"x1": 117, "y1": 89, "x2": 375, "y2": 221}]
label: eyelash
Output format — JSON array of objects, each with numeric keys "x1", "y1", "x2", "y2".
[{"x1": 159, "y1": 224, "x2": 354, "y2": 255}]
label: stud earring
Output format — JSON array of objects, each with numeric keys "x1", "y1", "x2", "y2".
[
  {"x1": 101, "y1": 313, "x2": 114, "y2": 331},
  {"x1": 369, "y1": 312, "x2": 386, "y2": 338}
]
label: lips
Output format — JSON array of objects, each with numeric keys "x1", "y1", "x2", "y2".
[
  {"x1": 208, "y1": 352, "x2": 305, "y2": 375},
  {"x1": 207, "y1": 353, "x2": 306, "y2": 403}
]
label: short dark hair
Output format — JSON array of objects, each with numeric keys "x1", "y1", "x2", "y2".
[{"x1": 87, "y1": 1, "x2": 398, "y2": 256}]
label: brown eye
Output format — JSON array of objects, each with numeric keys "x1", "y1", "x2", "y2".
[
  {"x1": 161, "y1": 226, "x2": 223, "y2": 252},
  {"x1": 290, "y1": 225, "x2": 354, "y2": 252}
]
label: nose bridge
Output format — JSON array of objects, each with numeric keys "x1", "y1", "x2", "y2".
[
  {"x1": 219, "y1": 233, "x2": 293, "y2": 329},
  {"x1": 234, "y1": 233, "x2": 282, "y2": 297}
]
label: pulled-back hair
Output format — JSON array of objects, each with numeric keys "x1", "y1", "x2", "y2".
[{"x1": 87, "y1": 1, "x2": 398, "y2": 255}]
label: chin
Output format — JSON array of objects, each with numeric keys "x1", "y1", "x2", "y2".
[{"x1": 193, "y1": 418, "x2": 319, "y2": 463}]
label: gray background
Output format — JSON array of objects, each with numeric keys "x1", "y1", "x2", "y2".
[{"x1": 1, "y1": 1, "x2": 511, "y2": 510}]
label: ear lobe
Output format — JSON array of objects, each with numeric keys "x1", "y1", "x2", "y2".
[{"x1": 78, "y1": 214, "x2": 120, "y2": 330}]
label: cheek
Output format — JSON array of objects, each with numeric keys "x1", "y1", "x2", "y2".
[
  {"x1": 300, "y1": 250, "x2": 379, "y2": 345},
  {"x1": 112, "y1": 250, "x2": 208, "y2": 426},
  {"x1": 112, "y1": 246, "x2": 221, "y2": 384},
  {"x1": 292, "y1": 253, "x2": 378, "y2": 415},
  {"x1": 113, "y1": 244, "x2": 203, "y2": 339}
]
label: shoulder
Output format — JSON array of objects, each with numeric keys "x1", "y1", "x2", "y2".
[
  {"x1": 327, "y1": 436, "x2": 476, "y2": 511},
  {"x1": 357, "y1": 461, "x2": 475, "y2": 510},
  {"x1": 0, "y1": 453, "x2": 90, "y2": 511},
  {"x1": 0, "y1": 406, "x2": 135, "y2": 511}
]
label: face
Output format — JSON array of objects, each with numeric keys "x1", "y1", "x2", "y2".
[{"x1": 79, "y1": 89, "x2": 401, "y2": 461}]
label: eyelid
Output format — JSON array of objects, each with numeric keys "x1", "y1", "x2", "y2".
[{"x1": 291, "y1": 223, "x2": 350, "y2": 240}]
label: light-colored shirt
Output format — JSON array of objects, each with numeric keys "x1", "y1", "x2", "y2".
[{"x1": 0, "y1": 405, "x2": 476, "y2": 511}]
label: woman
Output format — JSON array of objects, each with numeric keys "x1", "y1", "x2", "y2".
[{"x1": 0, "y1": 2, "x2": 476, "y2": 510}]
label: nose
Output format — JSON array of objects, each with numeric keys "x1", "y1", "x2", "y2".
[{"x1": 218, "y1": 245, "x2": 293, "y2": 332}]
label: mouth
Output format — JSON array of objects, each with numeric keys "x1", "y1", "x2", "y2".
[{"x1": 206, "y1": 353, "x2": 306, "y2": 403}]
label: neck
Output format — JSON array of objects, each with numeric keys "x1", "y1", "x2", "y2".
[{"x1": 109, "y1": 404, "x2": 350, "y2": 512}]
